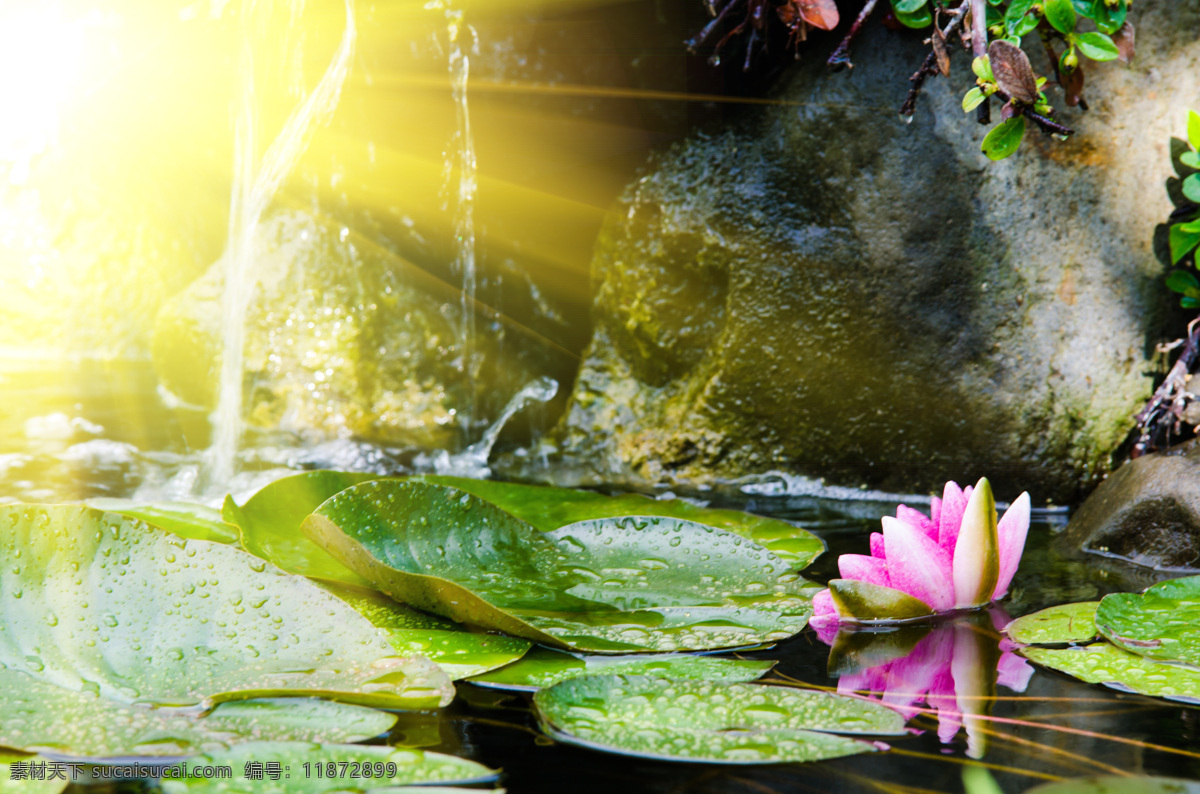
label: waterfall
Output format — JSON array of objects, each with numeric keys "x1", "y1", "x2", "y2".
[
  {"x1": 416, "y1": 376, "x2": 559, "y2": 479},
  {"x1": 443, "y1": 3, "x2": 478, "y2": 446},
  {"x1": 205, "y1": 0, "x2": 356, "y2": 489}
]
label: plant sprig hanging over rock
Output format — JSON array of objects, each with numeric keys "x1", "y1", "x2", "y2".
[{"x1": 689, "y1": 0, "x2": 1134, "y2": 160}]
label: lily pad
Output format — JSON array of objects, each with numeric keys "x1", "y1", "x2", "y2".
[
  {"x1": 303, "y1": 481, "x2": 818, "y2": 653},
  {"x1": 0, "y1": 504, "x2": 453, "y2": 721},
  {"x1": 1004, "y1": 603, "x2": 1099, "y2": 646},
  {"x1": 467, "y1": 646, "x2": 773, "y2": 691},
  {"x1": 317, "y1": 585, "x2": 530, "y2": 680},
  {"x1": 1020, "y1": 643, "x2": 1200, "y2": 705},
  {"x1": 159, "y1": 742, "x2": 498, "y2": 793},
  {"x1": 87, "y1": 499, "x2": 240, "y2": 545},
  {"x1": 1095, "y1": 577, "x2": 1200, "y2": 667},
  {"x1": 533, "y1": 675, "x2": 904, "y2": 764},
  {"x1": 0, "y1": 673, "x2": 398, "y2": 760},
  {"x1": 0, "y1": 752, "x2": 68, "y2": 794},
  {"x1": 222, "y1": 471, "x2": 379, "y2": 587},
  {"x1": 419, "y1": 475, "x2": 824, "y2": 568},
  {"x1": 1024, "y1": 776, "x2": 1200, "y2": 794}
]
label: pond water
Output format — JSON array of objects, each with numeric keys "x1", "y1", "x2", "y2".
[{"x1": 1, "y1": 362, "x2": 1195, "y2": 793}]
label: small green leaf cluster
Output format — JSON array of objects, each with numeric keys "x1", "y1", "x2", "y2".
[
  {"x1": 994, "y1": 0, "x2": 1124, "y2": 66},
  {"x1": 941, "y1": 0, "x2": 1129, "y2": 160},
  {"x1": 964, "y1": 54, "x2": 1053, "y2": 160},
  {"x1": 1167, "y1": 110, "x2": 1200, "y2": 309}
]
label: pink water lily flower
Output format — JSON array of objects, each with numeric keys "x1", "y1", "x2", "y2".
[{"x1": 811, "y1": 478, "x2": 1030, "y2": 626}]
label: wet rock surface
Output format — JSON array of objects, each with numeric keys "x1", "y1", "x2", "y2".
[
  {"x1": 153, "y1": 208, "x2": 546, "y2": 450},
  {"x1": 1065, "y1": 442, "x2": 1200, "y2": 571},
  {"x1": 537, "y1": 0, "x2": 1200, "y2": 503}
]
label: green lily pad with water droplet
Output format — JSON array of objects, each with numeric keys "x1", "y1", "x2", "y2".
[
  {"x1": 1020, "y1": 642, "x2": 1200, "y2": 705},
  {"x1": 319, "y1": 584, "x2": 531, "y2": 680},
  {"x1": 0, "y1": 751, "x2": 68, "y2": 794},
  {"x1": 1004, "y1": 602, "x2": 1100, "y2": 645},
  {"x1": 1024, "y1": 776, "x2": 1200, "y2": 794},
  {"x1": 1095, "y1": 577, "x2": 1200, "y2": 667},
  {"x1": 303, "y1": 481, "x2": 819, "y2": 653},
  {"x1": 0, "y1": 673, "x2": 396, "y2": 761},
  {"x1": 88, "y1": 499, "x2": 240, "y2": 545},
  {"x1": 223, "y1": 471, "x2": 379, "y2": 588},
  {"x1": 0, "y1": 505, "x2": 453, "y2": 736},
  {"x1": 418, "y1": 475, "x2": 824, "y2": 569},
  {"x1": 533, "y1": 675, "x2": 903, "y2": 764},
  {"x1": 467, "y1": 646, "x2": 773, "y2": 691},
  {"x1": 159, "y1": 742, "x2": 498, "y2": 793}
]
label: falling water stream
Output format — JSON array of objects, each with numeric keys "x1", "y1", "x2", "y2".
[
  {"x1": 444, "y1": 2, "x2": 479, "y2": 444},
  {"x1": 205, "y1": 0, "x2": 357, "y2": 490}
]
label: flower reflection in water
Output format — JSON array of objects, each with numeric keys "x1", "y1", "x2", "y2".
[{"x1": 820, "y1": 608, "x2": 1034, "y2": 759}]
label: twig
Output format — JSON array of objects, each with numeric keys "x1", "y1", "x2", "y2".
[
  {"x1": 686, "y1": 0, "x2": 743, "y2": 52},
  {"x1": 989, "y1": 90, "x2": 1076, "y2": 137},
  {"x1": 1023, "y1": 107, "x2": 1074, "y2": 137},
  {"x1": 899, "y1": 2, "x2": 970, "y2": 117},
  {"x1": 1132, "y1": 316, "x2": 1200, "y2": 457},
  {"x1": 970, "y1": 0, "x2": 990, "y2": 124},
  {"x1": 827, "y1": 0, "x2": 879, "y2": 71}
]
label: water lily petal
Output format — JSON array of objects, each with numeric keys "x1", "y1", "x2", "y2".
[
  {"x1": 869, "y1": 532, "x2": 886, "y2": 560},
  {"x1": 996, "y1": 651, "x2": 1034, "y2": 693},
  {"x1": 882, "y1": 517, "x2": 954, "y2": 611},
  {"x1": 930, "y1": 496, "x2": 942, "y2": 528},
  {"x1": 897, "y1": 505, "x2": 938, "y2": 541},
  {"x1": 952, "y1": 478, "x2": 999, "y2": 609},
  {"x1": 809, "y1": 589, "x2": 840, "y2": 644},
  {"x1": 880, "y1": 631, "x2": 949, "y2": 716},
  {"x1": 839, "y1": 554, "x2": 890, "y2": 589},
  {"x1": 812, "y1": 587, "x2": 837, "y2": 619},
  {"x1": 992, "y1": 492, "x2": 1031, "y2": 600},
  {"x1": 929, "y1": 666, "x2": 962, "y2": 744},
  {"x1": 937, "y1": 481, "x2": 967, "y2": 555}
]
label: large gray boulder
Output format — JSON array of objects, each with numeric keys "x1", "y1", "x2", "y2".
[
  {"x1": 153, "y1": 208, "x2": 547, "y2": 450},
  {"x1": 1065, "y1": 442, "x2": 1200, "y2": 570},
  {"x1": 535, "y1": 0, "x2": 1199, "y2": 503}
]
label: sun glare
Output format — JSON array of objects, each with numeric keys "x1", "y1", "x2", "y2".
[{"x1": 0, "y1": 2, "x2": 87, "y2": 185}]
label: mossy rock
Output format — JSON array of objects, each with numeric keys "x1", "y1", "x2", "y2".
[
  {"x1": 536, "y1": 0, "x2": 1200, "y2": 502},
  {"x1": 152, "y1": 208, "x2": 544, "y2": 449}
]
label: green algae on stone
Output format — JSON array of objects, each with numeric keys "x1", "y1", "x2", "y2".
[
  {"x1": 468, "y1": 646, "x2": 773, "y2": 691},
  {"x1": 1095, "y1": 576, "x2": 1200, "y2": 667},
  {"x1": 1020, "y1": 643, "x2": 1200, "y2": 705},
  {"x1": 0, "y1": 504, "x2": 454, "y2": 716},
  {"x1": 533, "y1": 675, "x2": 904, "y2": 763},
  {"x1": 1004, "y1": 602, "x2": 1100, "y2": 646},
  {"x1": 302, "y1": 481, "x2": 819, "y2": 653},
  {"x1": 160, "y1": 741, "x2": 498, "y2": 793},
  {"x1": 223, "y1": 471, "x2": 379, "y2": 588},
  {"x1": 418, "y1": 475, "x2": 824, "y2": 568}
]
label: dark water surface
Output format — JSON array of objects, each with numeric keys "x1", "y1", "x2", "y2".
[{"x1": 1, "y1": 361, "x2": 1196, "y2": 793}]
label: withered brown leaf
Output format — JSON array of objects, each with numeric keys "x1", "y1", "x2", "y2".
[
  {"x1": 987, "y1": 40, "x2": 1039, "y2": 104},
  {"x1": 794, "y1": 0, "x2": 839, "y2": 31},
  {"x1": 1113, "y1": 21, "x2": 1135, "y2": 64},
  {"x1": 931, "y1": 29, "x2": 951, "y2": 76}
]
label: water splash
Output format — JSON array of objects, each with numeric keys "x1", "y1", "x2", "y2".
[
  {"x1": 205, "y1": 0, "x2": 357, "y2": 490},
  {"x1": 440, "y1": 2, "x2": 479, "y2": 444},
  {"x1": 416, "y1": 376, "x2": 558, "y2": 479}
]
